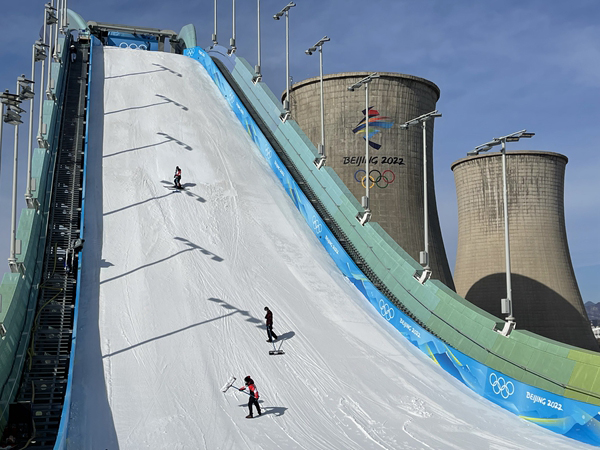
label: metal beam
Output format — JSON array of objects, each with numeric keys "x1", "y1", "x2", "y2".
[{"x1": 86, "y1": 21, "x2": 178, "y2": 39}]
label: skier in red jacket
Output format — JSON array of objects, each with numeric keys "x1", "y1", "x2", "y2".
[
  {"x1": 239, "y1": 376, "x2": 261, "y2": 418},
  {"x1": 174, "y1": 166, "x2": 182, "y2": 189}
]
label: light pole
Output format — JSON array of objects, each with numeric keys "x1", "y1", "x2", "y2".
[
  {"x1": 57, "y1": 0, "x2": 62, "y2": 34},
  {"x1": 228, "y1": 0, "x2": 236, "y2": 54},
  {"x1": 53, "y1": 0, "x2": 61, "y2": 62},
  {"x1": 1, "y1": 90, "x2": 24, "y2": 215},
  {"x1": 305, "y1": 36, "x2": 330, "y2": 170},
  {"x1": 46, "y1": 1, "x2": 58, "y2": 100},
  {"x1": 400, "y1": 110, "x2": 441, "y2": 275},
  {"x1": 273, "y1": 1, "x2": 296, "y2": 121},
  {"x1": 348, "y1": 73, "x2": 380, "y2": 226},
  {"x1": 25, "y1": 40, "x2": 48, "y2": 209},
  {"x1": 62, "y1": 0, "x2": 68, "y2": 34},
  {"x1": 37, "y1": 5, "x2": 52, "y2": 149},
  {"x1": 7, "y1": 78, "x2": 30, "y2": 273},
  {"x1": 212, "y1": 0, "x2": 218, "y2": 46},
  {"x1": 37, "y1": 4, "x2": 54, "y2": 149},
  {"x1": 252, "y1": 0, "x2": 262, "y2": 82},
  {"x1": 468, "y1": 129, "x2": 535, "y2": 332},
  {"x1": 0, "y1": 93, "x2": 6, "y2": 179}
]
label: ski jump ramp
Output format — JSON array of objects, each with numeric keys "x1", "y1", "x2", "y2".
[{"x1": 61, "y1": 43, "x2": 596, "y2": 448}]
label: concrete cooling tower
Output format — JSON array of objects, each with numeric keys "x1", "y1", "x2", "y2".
[
  {"x1": 451, "y1": 151, "x2": 597, "y2": 351},
  {"x1": 287, "y1": 72, "x2": 454, "y2": 289}
]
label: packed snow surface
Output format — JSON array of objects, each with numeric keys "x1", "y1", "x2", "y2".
[{"x1": 66, "y1": 47, "x2": 590, "y2": 449}]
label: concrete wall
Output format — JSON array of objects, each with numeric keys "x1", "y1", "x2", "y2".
[
  {"x1": 287, "y1": 73, "x2": 454, "y2": 289},
  {"x1": 452, "y1": 151, "x2": 597, "y2": 351}
]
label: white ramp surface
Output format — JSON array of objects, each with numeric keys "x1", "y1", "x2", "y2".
[{"x1": 67, "y1": 47, "x2": 586, "y2": 449}]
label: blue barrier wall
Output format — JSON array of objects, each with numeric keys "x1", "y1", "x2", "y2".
[{"x1": 184, "y1": 46, "x2": 600, "y2": 446}]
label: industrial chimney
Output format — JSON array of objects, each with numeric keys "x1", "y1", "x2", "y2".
[
  {"x1": 452, "y1": 151, "x2": 597, "y2": 351},
  {"x1": 288, "y1": 72, "x2": 454, "y2": 289}
]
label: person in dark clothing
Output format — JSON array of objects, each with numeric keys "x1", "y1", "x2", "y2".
[
  {"x1": 264, "y1": 307, "x2": 278, "y2": 342},
  {"x1": 174, "y1": 166, "x2": 182, "y2": 188},
  {"x1": 69, "y1": 44, "x2": 77, "y2": 63},
  {"x1": 239, "y1": 376, "x2": 261, "y2": 418}
]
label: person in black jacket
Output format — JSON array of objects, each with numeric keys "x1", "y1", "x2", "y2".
[
  {"x1": 239, "y1": 376, "x2": 261, "y2": 418},
  {"x1": 264, "y1": 307, "x2": 278, "y2": 342}
]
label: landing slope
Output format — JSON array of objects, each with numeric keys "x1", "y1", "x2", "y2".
[{"x1": 67, "y1": 47, "x2": 586, "y2": 449}]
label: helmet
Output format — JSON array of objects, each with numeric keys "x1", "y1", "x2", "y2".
[
  {"x1": 244, "y1": 376, "x2": 252, "y2": 384},
  {"x1": 176, "y1": 166, "x2": 180, "y2": 170},
  {"x1": 264, "y1": 307, "x2": 268, "y2": 311}
]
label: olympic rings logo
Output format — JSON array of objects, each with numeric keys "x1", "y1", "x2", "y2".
[
  {"x1": 354, "y1": 169, "x2": 395, "y2": 189},
  {"x1": 489, "y1": 373, "x2": 515, "y2": 399},
  {"x1": 379, "y1": 299, "x2": 395, "y2": 321},
  {"x1": 118, "y1": 42, "x2": 149, "y2": 50},
  {"x1": 312, "y1": 215, "x2": 322, "y2": 234}
]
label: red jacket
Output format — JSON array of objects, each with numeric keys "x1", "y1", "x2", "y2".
[{"x1": 241, "y1": 383, "x2": 259, "y2": 399}]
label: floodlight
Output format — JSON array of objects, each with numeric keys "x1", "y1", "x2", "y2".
[
  {"x1": 401, "y1": 110, "x2": 442, "y2": 129},
  {"x1": 4, "y1": 109, "x2": 23, "y2": 125},
  {"x1": 274, "y1": 1, "x2": 295, "y2": 19},
  {"x1": 474, "y1": 144, "x2": 494, "y2": 153},
  {"x1": 316, "y1": 36, "x2": 330, "y2": 46},
  {"x1": 0, "y1": 90, "x2": 21, "y2": 107},
  {"x1": 348, "y1": 74, "x2": 379, "y2": 91},
  {"x1": 46, "y1": 6, "x2": 58, "y2": 26},
  {"x1": 8, "y1": 104, "x2": 25, "y2": 114},
  {"x1": 18, "y1": 76, "x2": 34, "y2": 101},
  {"x1": 34, "y1": 40, "x2": 49, "y2": 61}
]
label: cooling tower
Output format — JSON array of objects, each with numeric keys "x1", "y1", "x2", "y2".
[
  {"x1": 452, "y1": 151, "x2": 597, "y2": 351},
  {"x1": 287, "y1": 72, "x2": 454, "y2": 289}
]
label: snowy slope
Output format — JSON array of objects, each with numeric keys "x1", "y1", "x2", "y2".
[{"x1": 66, "y1": 47, "x2": 591, "y2": 449}]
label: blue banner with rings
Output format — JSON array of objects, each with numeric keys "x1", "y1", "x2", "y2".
[{"x1": 184, "y1": 46, "x2": 600, "y2": 447}]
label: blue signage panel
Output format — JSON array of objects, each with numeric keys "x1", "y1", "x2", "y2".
[{"x1": 105, "y1": 32, "x2": 157, "y2": 51}]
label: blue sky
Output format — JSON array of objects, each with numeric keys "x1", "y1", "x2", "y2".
[{"x1": 1, "y1": 0, "x2": 599, "y2": 303}]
